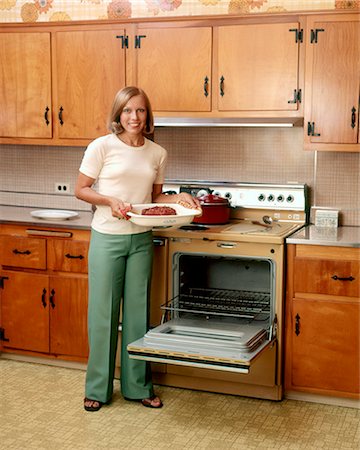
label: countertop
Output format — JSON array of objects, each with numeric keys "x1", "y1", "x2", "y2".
[
  {"x1": 0, "y1": 205, "x2": 93, "y2": 230},
  {"x1": 286, "y1": 224, "x2": 360, "y2": 248},
  {"x1": 2, "y1": 206, "x2": 360, "y2": 247}
]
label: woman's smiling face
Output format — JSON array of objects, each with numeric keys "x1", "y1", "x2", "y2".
[{"x1": 120, "y1": 95, "x2": 147, "y2": 136}]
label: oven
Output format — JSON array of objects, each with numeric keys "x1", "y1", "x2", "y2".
[{"x1": 128, "y1": 182, "x2": 308, "y2": 400}]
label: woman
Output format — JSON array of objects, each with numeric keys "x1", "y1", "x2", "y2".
[{"x1": 75, "y1": 86, "x2": 199, "y2": 412}]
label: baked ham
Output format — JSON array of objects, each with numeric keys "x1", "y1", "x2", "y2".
[{"x1": 141, "y1": 205, "x2": 177, "y2": 216}]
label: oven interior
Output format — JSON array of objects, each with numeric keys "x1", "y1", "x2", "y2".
[
  {"x1": 155, "y1": 253, "x2": 276, "y2": 350},
  {"x1": 166, "y1": 254, "x2": 274, "y2": 320}
]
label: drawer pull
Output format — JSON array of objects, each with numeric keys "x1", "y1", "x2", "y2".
[
  {"x1": 41, "y1": 288, "x2": 47, "y2": 308},
  {"x1": 65, "y1": 253, "x2": 84, "y2": 259},
  {"x1": 26, "y1": 229, "x2": 73, "y2": 237},
  {"x1": 13, "y1": 249, "x2": 31, "y2": 255},
  {"x1": 331, "y1": 275, "x2": 355, "y2": 282},
  {"x1": 217, "y1": 242, "x2": 237, "y2": 249},
  {"x1": 49, "y1": 289, "x2": 56, "y2": 309}
]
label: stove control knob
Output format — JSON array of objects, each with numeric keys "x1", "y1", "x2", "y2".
[
  {"x1": 277, "y1": 195, "x2": 284, "y2": 202},
  {"x1": 287, "y1": 195, "x2": 294, "y2": 203},
  {"x1": 268, "y1": 194, "x2": 275, "y2": 202},
  {"x1": 225, "y1": 192, "x2": 232, "y2": 199},
  {"x1": 196, "y1": 189, "x2": 209, "y2": 197},
  {"x1": 258, "y1": 194, "x2": 266, "y2": 201}
]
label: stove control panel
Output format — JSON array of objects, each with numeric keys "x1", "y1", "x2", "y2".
[
  {"x1": 213, "y1": 187, "x2": 305, "y2": 210},
  {"x1": 163, "y1": 182, "x2": 307, "y2": 212}
]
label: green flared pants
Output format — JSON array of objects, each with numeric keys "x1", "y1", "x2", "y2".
[{"x1": 85, "y1": 229, "x2": 154, "y2": 403}]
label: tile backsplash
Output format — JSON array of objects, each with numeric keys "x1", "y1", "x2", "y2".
[{"x1": 0, "y1": 126, "x2": 359, "y2": 226}]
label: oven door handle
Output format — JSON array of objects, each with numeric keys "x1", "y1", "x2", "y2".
[{"x1": 217, "y1": 242, "x2": 237, "y2": 249}]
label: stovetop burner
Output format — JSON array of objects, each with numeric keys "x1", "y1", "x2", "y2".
[{"x1": 179, "y1": 224, "x2": 210, "y2": 231}]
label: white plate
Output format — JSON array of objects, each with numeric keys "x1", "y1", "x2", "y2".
[
  {"x1": 31, "y1": 210, "x2": 79, "y2": 220},
  {"x1": 127, "y1": 203, "x2": 201, "y2": 227}
]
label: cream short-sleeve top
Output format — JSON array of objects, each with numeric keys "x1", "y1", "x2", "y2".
[{"x1": 79, "y1": 134, "x2": 167, "y2": 235}]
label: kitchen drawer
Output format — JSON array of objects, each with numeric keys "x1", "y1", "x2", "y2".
[
  {"x1": 0, "y1": 235, "x2": 46, "y2": 269},
  {"x1": 47, "y1": 239, "x2": 89, "y2": 273},
  {"x1": 294, "y1": 258, "x2": 359, "y2": 297}
]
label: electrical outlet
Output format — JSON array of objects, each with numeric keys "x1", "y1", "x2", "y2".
[{"x1": 55, "y1": 182, "x2": 70, "y2": 194}]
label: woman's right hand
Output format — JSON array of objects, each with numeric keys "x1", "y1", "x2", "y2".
[{"x1": 109, "y1": 197, "x2": 132, "y2": 220}]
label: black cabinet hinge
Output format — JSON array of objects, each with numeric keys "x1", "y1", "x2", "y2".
[
  {"x1": 307, "y1": 121, "x2": 321, "y2": 137},
  {"x1": 135, "y1": 35, "x2": 146, "y2": 48},
  {"x1": 116, "y1": 35, "x2": 129, "y2": 49},
  {"x1": 0, "y1": 276, "x2": 9, "y2": 289},
  {"x1": 310, "y1": 28, "x2": 325, "y2": 44},
  {"x1": 289, "y1": 28, "x2": 303, "y2": 43},
  {"x1": 288, "y1": 89, "x2": 302, "y2": 104},
  {"x1": 0, "y1": 327, "x2": 9, "y2": 342}
]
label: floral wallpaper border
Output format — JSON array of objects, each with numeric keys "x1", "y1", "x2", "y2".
[{"x1": 0, "y1": 0, "x2": 359, "y2": 23}]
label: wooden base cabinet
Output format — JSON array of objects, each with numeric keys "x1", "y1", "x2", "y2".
[
  {"x1": 285, "y1": 244, "x2": 360, "y2": 399},
  {"x1": 0, "y1": 225, "x2": 90, "y2": 362}
]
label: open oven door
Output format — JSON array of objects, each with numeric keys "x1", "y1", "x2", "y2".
[{"x1": 127, "y1": 318, "x2": 276, "y2": 374}]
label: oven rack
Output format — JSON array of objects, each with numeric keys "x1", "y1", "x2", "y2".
[{"x1": 162, "y1": 288, "x2": 270, "y2": 319}]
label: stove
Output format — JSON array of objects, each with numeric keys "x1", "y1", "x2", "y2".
[{"x1": 128, "y1": 181, "x2": 309, "y2": 401}]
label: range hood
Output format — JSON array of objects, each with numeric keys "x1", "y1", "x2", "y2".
[{"x1": 154, "y1": 117, "x2": 303, "y2": 128}]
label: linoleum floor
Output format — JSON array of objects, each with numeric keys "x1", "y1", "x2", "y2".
[{"x1": 0, "y1": 359, "x2": 359, "y2": 450}]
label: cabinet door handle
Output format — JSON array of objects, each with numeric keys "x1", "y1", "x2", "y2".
[
  {"x1": 12, "y1": 249, "x2": 31, "y2": 255},
  {"x1": 49, "y1": 289, "x2": 55, "y2": 309},
  {"x1": 65, "y1": 253, "x2": 84, "y2": 260},
  {"x1": 351, "y1": 107, "x2": 357, "y2": 129},
  {"x1": 219, "y1": 76, "x2": 225, "y2": 97},
  {"x1": 58, "y1": 106, "x2": 64, "y2": 125},
  {"x1": 331, "y1": 275, "x2": 355, "y2": 282},
  {"x1": 44, "y1": 106, "x2": 50, "y2": 126},
  {"x1": 41, "y1": 288, "x2": 47, "y2": 308},
  {"x1": 295, "y1": 313, "x2": 300, "y2": 336},
  {"x1": 203, "y1": 76, "x2": 209, "y2": 97}
]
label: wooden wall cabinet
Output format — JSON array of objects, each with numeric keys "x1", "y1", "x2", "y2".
[
  {"x1": 285, "y1": 244, "x2": 360, "y2": 399},
  {"x1": 0, "y1": 226, "x2": 90, "y2": 361},
  {"x1": 304, "y1": 13, "x2": 360, "y2": 152},
  {"x1": 129, "y1": 25, "x2": 212, "y2": 113},
  {"x1": 0, "y1": 32, "x2": 52, "y2": 139},
  {"x1": 0, "y1": 15, "x2": 306, "y2": 147},
  {"x1": 131, "y1": 18, "x2": 304, "y2": 119},
  {"x1": 215, "y1": 21, "x2": 302, "y2": 115},
  {"x1": 0, "y1": 25, "x2": 126, "y2": 146}
]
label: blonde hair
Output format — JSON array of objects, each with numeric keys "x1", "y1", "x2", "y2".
[{"x1": 108, "y1": 86, "x2": 154, "y2": 136}]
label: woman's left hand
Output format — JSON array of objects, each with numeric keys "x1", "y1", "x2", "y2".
[{"x1": 176, "y1": 192, "x2": 202, "y2": 209}]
